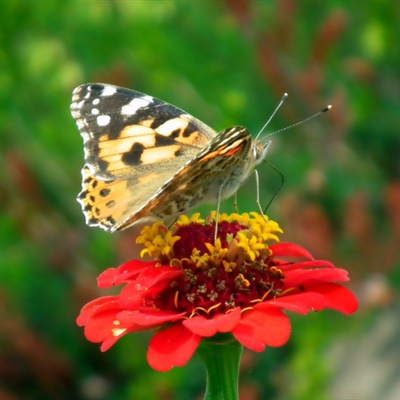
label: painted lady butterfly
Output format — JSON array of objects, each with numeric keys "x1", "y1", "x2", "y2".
[{"x1": 71, "y1": 83, "x2": 272, "y2": 231}]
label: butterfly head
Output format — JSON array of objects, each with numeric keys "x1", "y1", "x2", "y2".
[{"x1": 253, "y1": 138, "x2": 272, "y2": 166}]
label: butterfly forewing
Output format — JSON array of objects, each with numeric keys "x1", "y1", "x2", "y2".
[{"x1": 71, "y1": 84, "x2": 216, "y2": 179}]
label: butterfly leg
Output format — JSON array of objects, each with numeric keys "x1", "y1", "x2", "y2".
[
  {"x1": 253, "y1": 170, "x2": 270, "y2": 223},
  {"x1": 166, "y1": 217, "x2": 178, "y2": 229},
  {"x1": 233, "y1": 191, "x2": 239, "y2": 213},
  {"x1": 262, "y1": 160, "x2": 284, "y2": 214},
  {"x1": 214, "y1": 183, "x2": 225, "y2": 242},
  {"x1": 254, "y1": 170, "x2": 264, "y2": 216}
]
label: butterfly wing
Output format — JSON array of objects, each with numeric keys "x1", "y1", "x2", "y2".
[
  {"x1": 115, "y1": 126, "x2": 254, "y2": 231},
  {"x1": 71, "y1": 83, "x2": 217, "y2": 231}
]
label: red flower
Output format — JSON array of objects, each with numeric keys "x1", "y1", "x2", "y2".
[{"x1": 77, "y1": 213, "x2": 358, "y2": 372}]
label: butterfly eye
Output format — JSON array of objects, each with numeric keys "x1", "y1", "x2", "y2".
[{"x1": 253, "y1": 140, "x2": 272, "y2": 166}]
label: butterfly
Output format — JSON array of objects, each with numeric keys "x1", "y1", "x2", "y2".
[{"x1": 71, "y1": 83, "x2": 272, "y2": 232}]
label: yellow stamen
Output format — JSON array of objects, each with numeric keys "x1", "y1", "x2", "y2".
[
  {"x1": 136, "y1": 212, "x2": 284, "y2": 271},
  {"x1": 174, "y1": 291, "x2": 179, "y2": 309},
  {"x1": 206, "y1": 302, "x2": 222, "y2": 314},
  {"x1": 176, "y1": 213, "x2": 205, "y2": 225},
  {"x1": 235, "y1": 273, "x2": 251, "y2": 289}
]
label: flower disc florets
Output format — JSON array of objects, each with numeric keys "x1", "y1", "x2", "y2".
[{"x1": 136, "y1": 212, "x2": 284, "y2": 316}]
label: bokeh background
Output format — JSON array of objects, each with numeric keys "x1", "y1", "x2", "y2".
[{"x1": 1, "y1": 1, "x2": 399, "y2": 399}]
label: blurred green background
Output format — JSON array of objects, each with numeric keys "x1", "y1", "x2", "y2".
[{"x1": 1, "y1": 1, "x2": 399, "y2": 399}]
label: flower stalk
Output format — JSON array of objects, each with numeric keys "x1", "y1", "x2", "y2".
[{"x1": 198, "y1": 334, "x2": 243, "y2": 400}]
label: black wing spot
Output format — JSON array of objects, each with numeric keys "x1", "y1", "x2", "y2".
[
  {"x1": 105, "y1": 216, "x2": 116, "y2": 225},
  {"x1": 78, "y1": 190, "x2": 88, "y2": 199},
  {"x1": 122, "y1": 142, "x2": 145, "y2": 166},
  {"x1": 148, "y1": 114, "x2": 170, "y2": 129},
  {"x1": 90, "y1": 84, "x2": 104, "y2": 93},
  {"x1": 106, "y1": 200, "x2": 116, "y2": 208},
  {"x1": 174, "y1": 148, "x2": 183, "y2": 157},
  {"x1": 100, "y1": 188, "x2": 111, "y2": 197},
  {"x1": 182, "y1": 124, "x2": 197, "y2": 137},
  {"x1": 155, "y1": 135, "x2": 175, "y2": 147},
  {"x1": 170, "y1": 129, "x2": 181, "y2": 139}
]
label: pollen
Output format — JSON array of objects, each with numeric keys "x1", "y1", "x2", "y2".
[
  {"x1": 235, "y1": 273, "x2": 251, "y2": 289},
  {"x1": 111, "y1": 320, "x2": 127, "y2": 337},
  {"x1": 112, "y1": 327, "x2": 127, "y2": 337}
]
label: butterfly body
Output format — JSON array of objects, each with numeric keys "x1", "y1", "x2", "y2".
[{"x1": 71, "y1": 84, "x2": 271, "y2": 231}]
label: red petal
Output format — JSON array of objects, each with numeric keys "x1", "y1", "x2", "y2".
[
  {"x1": 119, "y1": 267, "x2": 183, "y2": 308},
  {"x1": 183, "y1": 307, "x2": 241, "y2": 336},
  {"x1": 284, "y1": 268, "x2": 350, "y2": 287},
  {"x1": 97, "y1": 260, "x2": 158, "y2": 288},
  {"x1": 279, "y1": 260, "x2": 335, "y2": 272},
  {"x1": 256, "y1": 292, "x2": 328, "y2": 314},
  {"x1": 81, "y1": 308, "x2": 152, "y2": 352},
  {"x1": 270, "y1": 242, "x2": 314, "y2": 259},
  {"x1": 77, "y1": 297, "x2": 133, "y2": 351},
  {"x1": 147, "y1": 324, "x2": 201, "y2": 371},
  {"x1": 83, "y1": 308, "x2": 124, "y2": 343},
  {"x1": 232, "y1": 308, "x2": 291, "y2": 351},
  {"x1": 118, "y1": 309, "x2": 186, "y2": 326},
  {"x1": 100, "y1": 335, "x2": 123, "y2": 352},
  {"x1": 76, "y1": 296, "x2": 119, "y2": 326},
  {"x1": 77, "y1": 297, "x2": 145, "y2": 350},
  {"x1": 311, "y1": 283, "x2": 358, "y2": 314}
]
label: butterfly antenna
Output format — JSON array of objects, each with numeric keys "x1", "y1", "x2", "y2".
[
  {"x1": 255, "y1": 93, "x2": 288, "y2": 140},
  {"x1": 259, "y1": 101, "x2": 331, "y2": 211},
  {"x1": 259, "y1": 104, "x2": 332, "y2": 144}
]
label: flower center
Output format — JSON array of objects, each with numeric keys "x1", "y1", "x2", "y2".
[{"x1": 137, "y1": 212, "x2": 285, "y2": 317}]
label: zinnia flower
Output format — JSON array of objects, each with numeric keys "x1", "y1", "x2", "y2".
[{"x1": 77, "y1": 212, "x2": 358, "y2": 372}]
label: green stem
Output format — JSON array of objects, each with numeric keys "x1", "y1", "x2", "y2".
[{"x1": 197, "y1": 334, "x2": 243, "y2": 400}]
